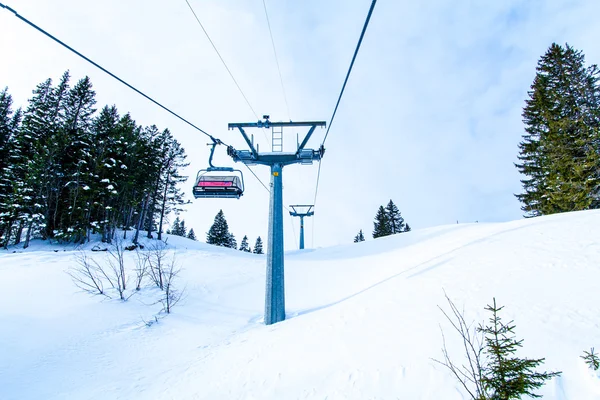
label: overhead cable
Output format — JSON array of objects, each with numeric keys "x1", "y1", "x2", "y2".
[
  {"x1": 262, "y1": 0, "x2": 291, "y2": 120},
  {"x1": 0, "y1": 2, "x2": 224, "y2": 144},
  {"x1": 312, "y1": 0, "x2": 378, "y2": 233},
  {"x1": 184, "y1": 0, "x2": 259, "y2": 121},
  {"x1": 322, "y1": 0, "x2": 377, "y2": 146}
]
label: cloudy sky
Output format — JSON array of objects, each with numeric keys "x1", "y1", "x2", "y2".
[{"x1": 2, "y1": 0, "x2": 599, "y2": 250}]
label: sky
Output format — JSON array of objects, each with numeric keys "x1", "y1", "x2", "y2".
[{"x1": 1, "y1": 0, "x2": 600, "y2": 250}]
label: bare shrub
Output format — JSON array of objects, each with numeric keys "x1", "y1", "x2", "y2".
[
  {"x1": 68, "y1": 251, "x2": 110, "y2": 298},
  {"x1": 147, "y1": 240, "x2": 169, "y2": 290},
  {"x1": 160, "y1": 254, "x2": 184, "y2": 314},
  {"x1": 134, "y1": 249, "x2": 149, "y2": 291},
  {"x1": 432, "y1": 292, "x2": 487, "y2": 400},
  {"x1": 106, "y1": 239, "x2": 128, "y2": 300}
]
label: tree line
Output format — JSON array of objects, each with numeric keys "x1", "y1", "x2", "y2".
[
  {"x1": 0, "y1": 72, "x2": 189, "y2": 248},
  {"x1": 354, "y1": 199, "x2": 411, "y2": 243},
  {"x1": 206, "y1": 209, "x2": 263, "y2": 254}
]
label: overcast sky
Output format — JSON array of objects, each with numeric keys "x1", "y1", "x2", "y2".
[{"x1": 2, "y1": 0, "x2": 600, "y2": 250}]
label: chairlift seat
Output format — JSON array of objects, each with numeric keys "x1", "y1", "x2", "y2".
[{"x1": 193, "y1": 173, "x2": 243, "y2": 199}]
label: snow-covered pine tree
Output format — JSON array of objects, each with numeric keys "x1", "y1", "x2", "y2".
[
  {"x1": 239, "y1": 235, "x2": 251, "y2": 252},
  {"x1": 186, "y1": 228, "x2": 197, "y2": 241},
  {"x1": 404, "y1": 223, "x2": 412, "y2": 232},
  {"x1": 88, "y1": 105, "x2": 121, "y2": 243},
  {"x1": 353, "y1": 229, "x2": 365, "y2": 243},
  {"x1": 253, "y1": 236, "x2": 264, "y2": 254},
  {"x1": 56, "y1": 76, "x2": 97, "y2": 243},
  {"x1": 227, "y1": 233, "x2": 237, "y2": 249},
  {"x1": 516, "y1": 43, "x2": 600, "y2": 217},
  {"x1": 206, "y1": 209, "x2": 232, "y2": 247},
  {"x1": 0, "y1": 87, "x2": 21, "y2": 246},
  {"x1": 372, "y1": 205, "x2": 391, "y2": 238},
  {"x1": 478, "y1": 298, "x2": 561, "y2": 399},
  {"x1": 385, "y1": 200, "x2": 405, "y2": 234}
]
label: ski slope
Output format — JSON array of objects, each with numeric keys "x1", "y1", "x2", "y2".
[{"x1": 2, "y1": 211, "x2": 600, "y2": 399}]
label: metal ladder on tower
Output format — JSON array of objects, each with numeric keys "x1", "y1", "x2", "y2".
[{"x1": 272, "y1": 126, "x2": 283, "y2": 152}]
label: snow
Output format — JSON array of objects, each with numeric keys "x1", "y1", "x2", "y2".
[{"x1": 2, "y1": 211, "x2": 600, "y2": 399}]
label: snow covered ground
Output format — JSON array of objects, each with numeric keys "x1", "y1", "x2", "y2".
[{"x1": 2, "y1": 211, "x2": 600, "y2": 399}]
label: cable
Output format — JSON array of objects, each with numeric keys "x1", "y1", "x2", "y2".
[
  {"x1": 243, "y1": 163, "x2": 270, "y2": 193},
  {"x1": 321, "y1": 0, "x2": 377, "y2": 146},
  {"x1": 289, "y1": 214, "x2": 298, "y2": 250},
  {"x1": 312, "y1": 0, "x2": 377, "y2": 242},
  {"x1": 0, "y1": 2, "x2": 226, "y2": 145},
  {"x1": 184, "y1": 0, "x2": 259, "y2": 122},
  {"x1": 262, "y1": 0, "x2": 291, "y2": 120}
]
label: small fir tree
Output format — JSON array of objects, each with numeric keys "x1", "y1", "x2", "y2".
[
  {"x1": 171, "y1": 216, "x2": 182, "y2": 236},
  {"x1": 372, "y1": 205, "x2": 391, "y2": 238},
  {"x1": 186, "y1": 228, "x2": 197, "y2": 241},
  {"x1": 478, "y1": 298, "x2": 561, "y2": 399},
  {"x1": 404, "y1": 223, "x2": 411, "y2": 232},
  {"x1": 206, "y1": 209, "x2": 232, "y2": 247},
  {"x1": 253, "y1": 236, "x2": 264, "y2": 254},
  {"x1": 239, "y1": 235, "x2": 251, "y2": 252},
  {"x1": 227, "y1": 233, "x2": 237, "y2": 249},
  {"x1": 178, "y1": 219, "x2": 187, "y2": 237},
  {"x1": 581, "y1": 348, "x2": 600, "y2": 371},
  {"x1": 354, "y1": 229, "x2": 365, "y2": 243},
  {"x1": 385, "y1": 200, "x2": 405, "y2": 234}
]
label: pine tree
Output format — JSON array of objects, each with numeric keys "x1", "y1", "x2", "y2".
[
  {"x1": 239, "y1": 235, "x2": 251, "y2": 252},
  {"x1": 206, "y1": 209, "x2": 231, "y2": 247},
  {"x1": 171, "y1": 216, "x2": 182, "y2": 236},
  {"x1": 385, "y1": 200, "x2": 405, "y2": 234},
  {"x1": 353, "y1": 229, "x2": 365, "y2": 243},
  {"x1": 516, "y1": 43, "x2": 600, "y2": 217},
  {"x1": 253, "y1": 236, "x2": 264, "y2": 254},
  {"x1": 227, "y1": 233, "x2": 237, "y2": 249},
  {"x1": 186, "y1": 228, "x2": 197, "y2": 241},
  {"x1": 178, "y1": 219, "x2": 187, "y2": 237},
  {"x1": 372, "y1": 205, "x2": 391, "y2": 238},
  {"x1": 478, "y1": 298, "x2": 561, "y2": 399},
  {"x1": 404, "y1": 223, "x2": 412, "y2": 232}
]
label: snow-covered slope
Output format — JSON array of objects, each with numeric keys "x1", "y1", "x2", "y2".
[{"x1": 2, "y1": 211, "x2": 600, "y2": 399}]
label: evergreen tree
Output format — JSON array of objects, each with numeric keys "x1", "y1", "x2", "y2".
[
  {"x1": 478, "y1": 298, "x2": 561, "y2": 399},
  {"x1": 227, "y1": 233, "x2": 237, "y2": 249},
  {"x1": 171, "y1": 216, "x2": 182, "y2": 236},
  {"x1": 178, "y1": 219, "x2": 187, "y2": 237},
  {"x1": 239, "y1": 235, "x2": 251, "y2": 252},
  {"x1": 0, "y1": 72, "x2": 191, "y2": 247},
  {"x1": 516, "y1": 43, "x2": 600, "y2": 217},
  {"x1": 186, "y1": 228, "x2": 197, "y2": 241},
  {"x1": 385, "y1": 200, "x2": 405, "y2": 234},
  {"x1": 253, "y1": 236, "x2": 264, "y2": 254},
  {"x1": 206, "y1": 209, "x2": 231, "y2": 247},
  {"x1": 404, "y1": 223, "x2": 412, "y2": 232},
  {"x1": 372, "y1": 205, "x2": 391, "y2": 238},
  {"x1": 353, "y1": 229, "x2": 365, "y2": 243}
]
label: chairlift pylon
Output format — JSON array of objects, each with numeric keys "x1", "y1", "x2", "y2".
[{"x1": 192, "y1": 140, "x2": 244, "y2": 199}]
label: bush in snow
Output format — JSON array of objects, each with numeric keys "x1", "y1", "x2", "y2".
[
  {"x1": 105, "y1": 239, "x2": 128, "y2": 300},
  {"x1": 435, "y1": 294, "x2": 561, "y2": 400},
  {"x1": 433, "y1": 293, "x2": 487, "y2": 399},
  {"x1": 146, "y1": 240, "x2": 169, "y2": 290},
  {"x1": 159, "y1": 256, "x2": 184, "y2": 314},
  {"x1": 68, "y1": 251, "x2": 110, "y2": 298},
  {"x1": 581, "y1": 348, "x2": 600, "y2": 371}
]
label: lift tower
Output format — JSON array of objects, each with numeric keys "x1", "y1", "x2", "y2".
[
  {"x1": 228, "y1": 117, "x2": 325, "y2": 325},
  {"x1": 289, "y1": 205, "x2": 314, "y2": 250}
]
